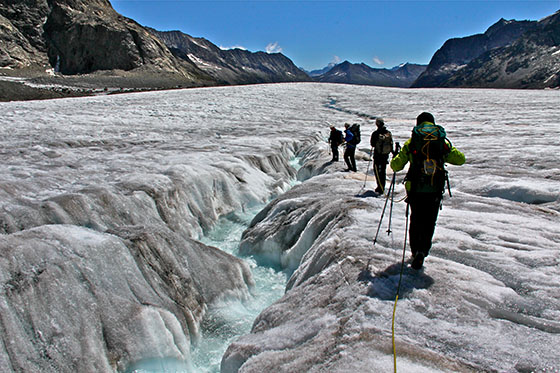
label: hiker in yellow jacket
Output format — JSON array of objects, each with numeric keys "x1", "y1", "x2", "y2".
[{"x1": 391, "y1": 112, "x2": 465, "y2": 269}]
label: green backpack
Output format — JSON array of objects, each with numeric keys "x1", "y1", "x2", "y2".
[{"x1": 406, "y1": 122, "x2": 450, "y2": 193}]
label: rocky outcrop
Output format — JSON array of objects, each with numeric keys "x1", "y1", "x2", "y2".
[
  {"x1": 46, "y1": 1, "x2": 167, "y2": 74},
  {"x1": 149, "y1": 29, "x2": 310, "y2": 84},
  {"x1": 0, "y1": 0, "x2": 50, "y2": 68},
  {"x1": 0, "y1": 0, "x2": 206, "y2": 78},
  {"x1": 315, "y1": 61, "x2": 426, "y2": 87},
  {"x1": 0, "y1": 0, "x2": 218, "y2": 101},
  {"x1": 441, "y1": 10, "x2": 560, "y2": 89},
  {"x1": 412, "y1": 18, "x2": 538, "y2": 87}
]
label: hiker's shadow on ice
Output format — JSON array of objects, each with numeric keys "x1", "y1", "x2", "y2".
[
  {"x1": 318, "y1": 161, "x2": 339, "y2": 172},
  {"x1": 358, "y1": 262, "x2": 434, "y2": 300},
  {"x1": 355, "y1": 190, "x2": 378, "y2": 198}
]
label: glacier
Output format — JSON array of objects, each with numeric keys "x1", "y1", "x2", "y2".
[{"x1": 0, "y1": 83, "x2": 559, "y2": 372}]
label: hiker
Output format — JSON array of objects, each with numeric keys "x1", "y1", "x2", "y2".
[
  {"x1": 328, "y1": 125, "x2": 343, "y2": 162},
  {"x1": 370, "y1": 117, "x2": 393, "y2": 194},
  {"x1": 343, "y1": 123, "x2": 357, "y2": 172},
  {"x1": 390, "y1": 112, "x2": 465, "y2": 270}
]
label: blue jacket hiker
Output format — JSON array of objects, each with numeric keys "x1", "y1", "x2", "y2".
[
  {"x1": 343, "y1": 123, "x2": 357, "y2": 172},
  {"x1": 390, "y1": 112, "x2": 465, "y2": 270}
]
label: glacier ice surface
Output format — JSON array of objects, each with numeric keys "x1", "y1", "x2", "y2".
[{"x1": 1, "y1": 83, "x2": 559, "y2": 372}]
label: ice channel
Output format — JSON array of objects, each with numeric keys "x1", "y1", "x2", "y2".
[
  {"x1": 128, "y1": 159, "x2": 303, "y2": 373},
  {"x1": 192, "y1": 207, "x2": 288, "y2": 372}
]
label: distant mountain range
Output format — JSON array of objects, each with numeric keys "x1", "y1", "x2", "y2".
[
  {"x1": 0, "y1": 0, "x2": 558, "y2": 101},
  {"x1": 148, "y1": 29, "x2": 309, "y2": 85},
  {"x1": 313, "y1": 61, "x2": 427, "y2": 87},
  {"x1": 412, "y1": 11, "x2": 560, "y2": 88},
  {"x1": 307, "y1": 63, "x2": 338, "y2": 77}
]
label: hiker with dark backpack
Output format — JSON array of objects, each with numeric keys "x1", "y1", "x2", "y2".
[
  {"x1": 328, "y1": 125, "x2": 344, "y2": 162},
  {"x1": 343, "y1": 123, "x2": 360, "y2": 172},
  {"x1": 390, "y1": 112, "x2": 465, "y2": 269},
  {"x1": 370, "y1": 118, "x2": 393, "y2": 194}
]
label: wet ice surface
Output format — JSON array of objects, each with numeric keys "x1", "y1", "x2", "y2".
[{"x1": 1, "y1": 84, "x2": 559, "y2": 372}]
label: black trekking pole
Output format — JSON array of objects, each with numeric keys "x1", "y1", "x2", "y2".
[
  {"x1": 386, "y1": 172, "x2": 397, "y2": 235},
  {"x1": 361, "y1": 146, "x2": 374, "y2": 191},
  {"x1": 373, "y1": 172, "x2": 397, "y2": 245},
  {"x1": 445, "y1": 171, "x2": 452, "y2": 197}
]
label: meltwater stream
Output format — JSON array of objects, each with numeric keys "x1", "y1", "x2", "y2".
[
  {"x1": 191, "y1": 159, "x2": 303, "y2": 372},
  {"x1": 126, "y1": 206, "x2": 289, "y2": 373},
  {"x1": 192, "y1": 206, "x2": 289, "y2": 372},
  {"x1": 191, "y1": 160, "x2": 303, "y2": 372},
  {"x1": 127, "y1": 159, "x2": 302, "y2": 373}
]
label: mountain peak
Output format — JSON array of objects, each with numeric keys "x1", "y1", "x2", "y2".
[
  {"x1": 485, "y1": 17, "x2": 536, "y2": 38},
  {"x1": 315, "y1": 61, "x2": 426, "y2": 87}
]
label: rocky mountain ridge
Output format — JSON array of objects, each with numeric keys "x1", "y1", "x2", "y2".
[
  {"x1": 149, "y1": 29, "x2": 310, "y2": 85},
  {"x1": 440, "y1": 10, "x2": 560, "y2": 88},
  {"x1": 412, "y1": 12, "x2": 560, "y2": 89},
  {"x1": 411, "y1": 18, "x2": 538, "y2": 87},
  {"x1": 0, "y1": 0, "x2": 209, "y2": 77},
  {"x1": 315, "y1": 61, "x2": 427, "y2": 87}
]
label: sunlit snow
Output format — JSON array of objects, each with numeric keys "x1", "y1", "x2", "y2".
[{"x1": 1, "y1": 83, "x2": 559, "y2": 372}]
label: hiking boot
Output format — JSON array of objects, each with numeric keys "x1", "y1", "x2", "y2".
[
  {"x1": 375, "y1": 187, "x2": 383, "y2": 194},
  {"x1": 411, "y1": 252, "x2": 425, "y2": 270}
]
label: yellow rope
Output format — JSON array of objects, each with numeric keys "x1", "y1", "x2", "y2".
[
  {"x1": 392, "y1": 294, "x2": 399, "y2": 372},
  {"x1": 373, "y1": 161, "x2": 384, "y2": 193},
  {"x1": 391, "y1": 203, "x2": 409, "y2": 373}
]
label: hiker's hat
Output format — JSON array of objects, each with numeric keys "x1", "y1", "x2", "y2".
[{"x1": 416, "y1": 112, "x2": 435, "y2": 125}]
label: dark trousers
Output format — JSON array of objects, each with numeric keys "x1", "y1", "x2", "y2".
[
  {"x1": 331, "y1": 145, "x2": 339, "y2": 161},
  {"x1": 374, "y1": 153, "x2": 389, "y2": 191},
  {"x1": 408, "y1": 193, "x2": 441, "y2": 257},
  {"x1": 344, "y1": 146, "x2": 356, "y2": 171}
]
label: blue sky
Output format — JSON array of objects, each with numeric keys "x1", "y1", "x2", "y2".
[{"x1": 111, "y1": 1, "x2": 559, "y2": 71}]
